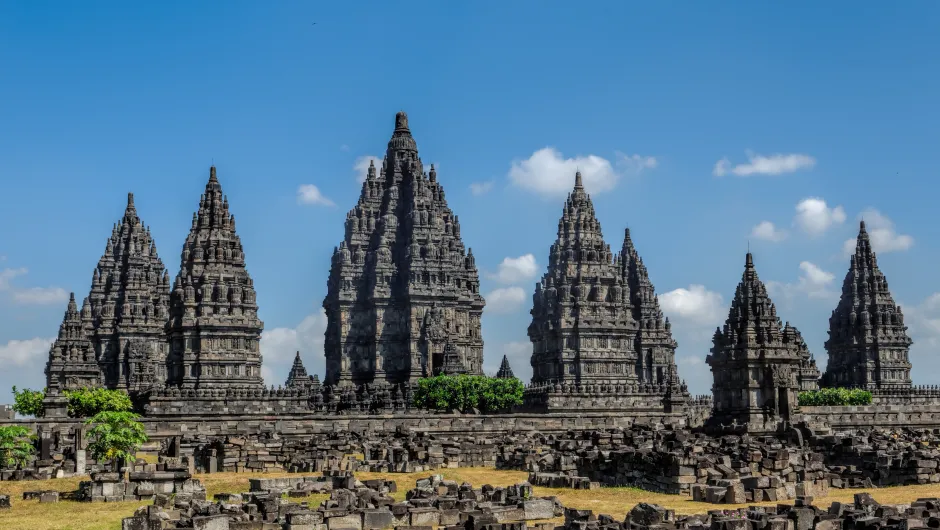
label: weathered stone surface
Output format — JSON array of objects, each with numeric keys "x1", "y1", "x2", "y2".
[
  {"x1": 0, "y1": 494, "x2": 10, "y2": 509},
  {"x1": 323, "y1": 112, "x2": 485, "y2": 385},
  {"x1": 707, "y1": 253, "x2": 819, "y2": 432},
  {"x1": 165, "y1": 166, "x2": 264, "y2": 390},
  {"x1": 524, "y1": 174, "x2": 688, "y2": 412},
  {"x1": 824, "y1": 221, "x2": 913, "y2": 389}
]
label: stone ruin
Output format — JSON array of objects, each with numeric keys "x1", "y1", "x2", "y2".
[
  {"x1": 79, "y1": 458, "x2": 203, "y2": 503},
  {"x1": 119, "y1": 470, "x2": 940, "y2": 530},
  {"x1": 122, "y1": 473, "x2": 562, "y2": 530}
]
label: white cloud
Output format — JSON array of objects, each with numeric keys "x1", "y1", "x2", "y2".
[
  {"x1": 0, "y1": 267, "x2": 27, "y2": 290},
  {"x1": 485, "y1": 287, "x2": 527, "y2": 314},
  {"x1": 751, "y1": 221, "x2": 787, "y2": 242},
  {"x1": 659, "y1": 285, "x2": 724, "y2": 325},
  {"x1": 714, "y1": 152, "x2": 816, "y2": 177},
  {"x1": 842, "y1": 209, "x2": 914, "y2": 256},
  {"x1": 469, "y1": 181, "x2": 495, "y2": 196},
  {"x1": 677, "y1": 355, "x2": 704, "y2": 367},
  {"x1": 296, "y1": 184, "x2": 335, "y2": 207},
  {"x1": 0, "y1": 267, "x2": 69, "y2": 305},
  {"x1": 616, "y1": 152, "x2": 658, "y2": 172},
  {"x1": 353, "y1": 155, "x2": 382, "y2": 184},
  {"x1": 259, "y1": 309, "x2": 328, "y2": 386},
  {"x1": 794, "y1": 197, "x2": 846, "y2": 236},
  {"x1": 0, "y1": 337, "x2": 54, "y2": 367},
  {"x1": 767, "y1": 261, "x2": 837, "y2": 302},
  {"x1": 488, "y1": 254, "x2": 538, "y2": 285},
  {"x1": 901, "y1": 295, "x2": 940, "y2": 370},
  {"x1": 508, "y1": 147, "x2": 656, "y2": 197},
  {"x1": 13, "y1": 287, "x2": 69, "y2": 305}
]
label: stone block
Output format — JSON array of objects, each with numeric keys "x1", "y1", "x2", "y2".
[
  {"x1": 193, "y1": 515, "x2": 231, "y2": 530},
  {"x1": 39, "y1": 491, "x2": 59, "y2": 503},
  {"x1": 363, "y1": 509, "x2": 395, "y2": 530},
  {"x1": 0, "y1": 495, "x2": 9, "y2": 509},
  {"x1": 328, "y1": 513, "x2": 363, "y2": 530},
  {"x1": 522, "y1": 499, "x2": 555, "y2": 520}
]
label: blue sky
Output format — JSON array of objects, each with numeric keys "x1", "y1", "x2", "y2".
[{"x1": 1, "y1": 2, "x2": 938, "y2": 400}]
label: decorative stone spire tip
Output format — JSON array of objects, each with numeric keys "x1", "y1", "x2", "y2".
[
  {"x1": 574, "y1": 171, "x2": 583, "y2": 189},
  {"x1": 395, "y1": 111, "x2": 410, "y2": 131},
  {"x1": 209, "y1": 165, "x2": 218, "y2": 182}
]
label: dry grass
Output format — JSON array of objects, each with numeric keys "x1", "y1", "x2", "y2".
[{"x1": 5, "y1": 467, "x2": 940, "y2": 529}]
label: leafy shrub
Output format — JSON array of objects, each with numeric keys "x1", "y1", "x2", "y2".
[
  {"x1": 12, "y1": 387, "x2": 45, "y2": 418},
  {"x1": 85, "y1": 411, "x2": 148, "y2": 467},
  {"x1": 413, "y1": 375, "x2": 524, "y2": 413},
  {"x1": 798, "y1": 388, "x2": 873, "y2": 406},
  {"x1": 66, "y1": 388, "x2": 133, "y2": 418},
  {"x1": 0, "y1": 426, "x2": 35, "y2": 469}
]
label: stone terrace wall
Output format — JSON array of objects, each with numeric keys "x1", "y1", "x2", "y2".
[{"x1": 801, "y1": 405, "x2": 940, "y2": 431}]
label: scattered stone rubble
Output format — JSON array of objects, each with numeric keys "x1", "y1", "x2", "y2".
[
  {"x1": 80, "y1": 458, "x2": 204, "y2": 502},
  {"x1": 566, "y1": 493, "x2": 940, "y2": 530},
  {"x1": 162, "y1": 424, "x2": 940, "y2": 504},
  {"x1": 121, "y1": 473, "x2": 563, "y2": 530}
]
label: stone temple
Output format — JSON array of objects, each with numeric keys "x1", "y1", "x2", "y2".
[
  {"x1": 45, "y1": 193, "x2": 171, "y2": 394},
  {"x1": 322, "y1": 112, "x2": 485, "y2": 386},
  {"x1": 525, "y1": 172, "x2": 687, "y2": 412},
  {"x1": 165, "y1": 167, "x2": 264, "y2": 390},
  {"x1": 34, "y1": 109, "x2": 934, "y2": 434},
  {"x1": 822, "y1": 220, "x2": 913, "y2": 389},
  {"x1": 706, "y1": 253, "x2": 820, "y2": 431}
]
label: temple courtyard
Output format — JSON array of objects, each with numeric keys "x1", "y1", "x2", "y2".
[{"x1": 3, "y1": 466, "x2": 940, "y2": 530}]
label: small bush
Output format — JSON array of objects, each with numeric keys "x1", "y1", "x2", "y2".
[
  {"x1": 85, "y1": 411, "x2": 148, "y2": 466},
  {"x1": 798, "y1": 388, "x2": 873, "y2": 406},
  {"x1": 0, "y1": 426, "x2": 35, "y2": 469},
  {"x1": 413, "y1": 375, "x2": 524, "y2": 413},
  {"x1": 66, "y1": 388, "x2": 133, "y2": 418},
  {"x1": 12, "y1": 387, "x2": 45, "y2": 418}
]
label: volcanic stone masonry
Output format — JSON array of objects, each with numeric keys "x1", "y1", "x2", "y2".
[
  {"x1": 707, "y1": 253, "x2": 820, "y2": 432},
  {"x1": 823, "y1": 220, "x2": 913, "y2": 389},
  {"x1": 323, "y1": 111, "x2": 486, "y2": 386},
  {"x1": 164, "y1": 166, "x2": 264, "y2": 390},
  {"x1": 28, "y1": 109, "x2": 940, "y2": 427},
  {"x1": 45, "y1": 193, "x2": 171, "y2": 394},
  {"x1": 524, "y1": 171, "x2": 687, "y2": 412}
]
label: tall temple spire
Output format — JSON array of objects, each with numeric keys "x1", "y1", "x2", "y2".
[
  {"x1": 707, "y1": 253, "x2": 817, "y2": 432},
  {"x1": 620, "y1": 227, "x2": 680, "y2": 386},
  {"x1": 45, "y1": 293, "x2": 101, "y2": 392},
  {"x1": 324, "y1": 112, "x2": 485, "y2": 386},
  {"x1": 823, "y1": 220, "x2": 912, "y2": 389},
  {"x1": 166, "y1": 166, "x2": 264, "y2": 390},
  {"x1": 72, "y1": 190, "x2": 171, "y2": 393},
  {"x1": 528, "y1": 172, "x2": 636, "y2": 386}
]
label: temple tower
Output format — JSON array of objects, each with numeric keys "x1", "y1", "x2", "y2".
[
  {"x1": 323, "y1": 112, "x2": 485, "y2": 386},
  {"x1": 165, "y1": 167, "x2": 264, "y2": 389},
  {"x1": 45, "y1": 293, "x2": 102, "y2": 392},
  {"x1": 707, "y1": 253, "x2": 814, "y2": 431},
  {"x1": 496, "y1": 355, "x2": 515, "y2": 379},
  {"x1": 823, "y1": 221, "x2": 913, "y2": 389},
  {"x1": 284, "y1": 351, "x2": 314, "y2": 390},
  {"x1": 620, "y1": 228, "x2": 680, "y2": 385},
  {"x1": 528, "y1": 172, "x2": 638, "y2": 385},
  {"x1": 84, "y1": 193, "x2": 171, "y2": 392}
]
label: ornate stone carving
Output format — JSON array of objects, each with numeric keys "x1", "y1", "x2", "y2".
[
  {"x1": 707, "y1": 253, "x2": 817, "y2": 432},
  {"x1": 823, "y1": 220, "x2": 913, "y2": 389},
  {"x1": 323, "y1": 112, "x2": 485, "y2": 385},
  {"x1": 165, "y1": 167, "x2": 264, "y2": 390}
]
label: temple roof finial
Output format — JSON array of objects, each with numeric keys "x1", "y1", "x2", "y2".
[
  {"x1": 209, "y1": 165, "x2": 218, "y2": 183},
  {"x1": 574, "y1": 171, "x2": 583, "y2": 189},
  {"x1": 395, "y1": 111, "x2": 409, "y2": 132}
]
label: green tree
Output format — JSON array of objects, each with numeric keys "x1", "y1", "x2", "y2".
[
  {"x1": 66, "y1": 388, "x2": 133, "y2": 418},
  {"x1": 798, "y1": 388, "x2": 873, "y2": 406},
  {"x1": 85, "y1": 411, "x2": 148, "y2": 470},
  {"x1": 11, "y1": 387, "x2": 45, "y2": 418},
  {"x1": 0, "y1": 426, "x2": 35, "y2": 469},
  {"x1": 413, "y1": 375, "x2": 524, "y2": 413}
]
